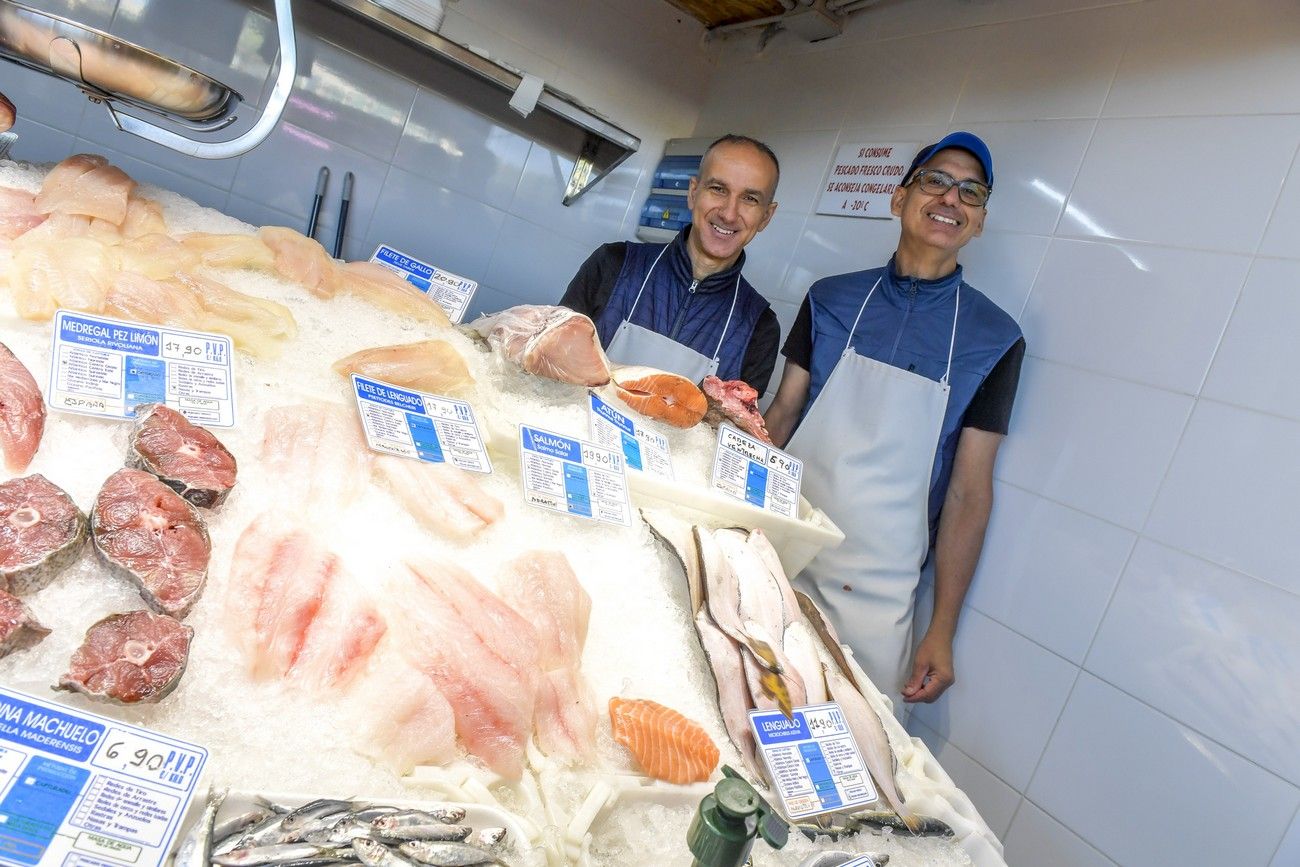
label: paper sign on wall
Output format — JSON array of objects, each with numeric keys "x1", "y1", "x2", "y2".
[{"x1": 816, "y1": 142, "x2": 919, "y2": 218}]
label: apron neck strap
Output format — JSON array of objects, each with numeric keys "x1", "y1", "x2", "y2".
[
  {"x1": 627, "y1": 243, "x2": 671, "y2": 320},
  {"x1": 843, "y1": 276, "x2": 883, "y2": 354},
  {"x1": 942, "y1": 285, "x2": 960, "y2": 386},
  {"x1": 712, "y1": 273, "x2": 741, "y2": 361}
]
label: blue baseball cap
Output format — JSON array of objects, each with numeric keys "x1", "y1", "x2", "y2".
[{"x1": 904, "y1": 131, "x2": 994, "y2": 191}]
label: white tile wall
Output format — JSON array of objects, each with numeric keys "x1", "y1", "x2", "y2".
[{"x1": 693, "y1": 2, "x2": 1300, "y2": 864}]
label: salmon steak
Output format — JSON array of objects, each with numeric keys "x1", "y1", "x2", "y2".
[
  {"x1": 611, "y1": 366, "x2": 708, "y2": 429},
  {"x1": 91, "y1": 469, "x2": 210, "y2": 618},
  {"x1": 0, "y1": 589, "x2": 50, "y2": 658},
  {"x1": 0, "y1": 474, "x2": 88, "y2": 595},
  {"x1": 608, "y1": 696, "x2": 720, "y2": 784},
  {"x1": 128, "y1": 404, "x2": 238, "y2": 509},
  {"x1": 0, "y1": 341, "x2": 46, "y2": 473},
  {"x1": 56, "y1": 609, "x2": 192, "y2": 704}
]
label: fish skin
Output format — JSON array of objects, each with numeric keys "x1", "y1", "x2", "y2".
[
  {"x1": 370, "y1": 809, "x2": 466, "y2": 830},
  {"x1": 0, "y1": 341, "x2": 45, "y2": 473},
  {"x1": 56, "y1": 609, "x2": 193, "y2": 704},
  {"x1": 0, "y1": 474, "x2": 88, "y2": 595},
  {"x1": 172, "y1": 786, "x2": 228, "y2": 867},
  {"x1": 396, "y1": 841, "x2": 504, "y2": 867},
  {"x1": 372, "y1": 825, "x2": 470, "y2": 843}
]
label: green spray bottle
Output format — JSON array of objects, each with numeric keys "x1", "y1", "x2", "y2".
[{"x1": 687, "y1": 767, "x2": 789, "y2": 867}]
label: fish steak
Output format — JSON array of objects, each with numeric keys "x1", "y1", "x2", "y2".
[
  {"x1": 611, "y1": 366, "x2": 708, "y2": 429},
  {"x1": 0, "y1": 589, "x2": 50, "y2": 657},
  {"x1": 608, "y1": 696, "x2": 719, "y2": 784},
  {"x1": 91, "y1": 469, "x2": 211, "y2": 618},
  {"x1": 0, "y1": 474, "x2": 87, "y2": 594},
  {"x1": 0, "y1": 341, "x2": 46, "y2": 473},
  {"x1": 57, "y1": 609, "x2": 192, "y2": 703},
  {"x1": 128, "y1": 404, "x2": 238, "y2": 508}
]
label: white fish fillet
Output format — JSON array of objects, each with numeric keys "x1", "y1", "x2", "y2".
[
  {"x1": 374, "y1": 456, "x2": 503, "y2": 540},
  {"x1": 35, "y1": 155, "x2": 136, "y2": 225},
  {"x1": 351, "y1": 644, "x2": 459, "y2": 773},
  {"x1": 260, "y1": 403, "x2": 372, "y2": 516}
]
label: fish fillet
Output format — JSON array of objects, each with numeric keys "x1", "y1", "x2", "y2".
[
  {"x1": 337, "y1": 262, "x2": 451, "y2": 325},
  {"x1": 113, "y1": 233, "x2": 199, "y2": 280},
  {"x1": 120, "y1": 196, "x2": 168, "y2": 239},
  {"x1": 472, "y1": 305, "x2": 611, "y2": 387},
  {"x1": 56, "y1": 609, "x2": 192, "y2": 704},
  {"x1": 128, "y1": 404, "x2": 238, "y2": 509},
  {"x1": 374, "y1": 456, "x2": 502, "y2": 540},
  {"x1": 611, "y1": 365, "x2": 708, "y2": 429},
  {"x1": 0, "y1": 342, "x2": 46, "y2": 473},
  {"x1": 0, "y1": 186, "x2": 47, "y2": 239},
  {"x1": 169, "y1": 272, "x2": 298, "y2": 358},
  {"x1": 178, "y1": 232, "x2": 276, "y2": 271},
  {"x1": 258, "y1": 226, "x2": 341, "y2": 297},
  {"x1": 0, "y1": 589, "x2": 50, "y2": 657},
  {"x1": 103, "y1": 271, "x2": 206, "y2": 328},
  {"x1": 0, "y1": 474, "x2": 87, "y2": 595},
  {"x1": 260, "y1": 403, "x2": 371, "y2": 515},
  {"x1": 333, "y1": 340, "x2": 475, "y2": 397},
  {"x1": 293, "y1": 595, "x2": 387, "y2": 693},
  {"x1": 35, "y1": 155, "x2": 136, "y2": 225},
  {"x1": 497, "y1": 551, "x2": 596, "y2": 761},
  {"x1": 91, "y1": 468, "x2": 211, "y2": 619},
  {"x1": 608, "y1": 696, "x2": 719, "y2": 784},
  {"x1": 353, "y1": 647, "x2": 459, "y2": 773},
  {"x1": 9, "y1": 235, "x2": 114, "y2": 320},
  {"x1": 398, "y1": 560, "x2": 540, "y2": 779}
]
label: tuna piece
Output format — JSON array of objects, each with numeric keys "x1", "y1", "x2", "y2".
[
  {"x1": 0, "y1": 590, "x2": 51, "y2": 657},
  {"x1": 701, "y1": 376, "x2": 772, "y2": 444},
  {"x1": 128, "y1": 404, "x2": 238, "y2": 509},
  {"x1": 612, "y1": 365, "x2": 709, "y2": 429},
  {"x1": 0, "y1": 474, "x2": 88, "y2": 594},
  {"x1": 56, "y1": 610, "x2": 192, "y2": 704},
  {"x1": 471, "y1": 305, "x2": 611, "y2": 387},
  {"x1": 0, "y1": 341, "x2": 46, "y2": 473},
  {"x1": 91, "y1": 469, "x2": 210, "y2": 619}
]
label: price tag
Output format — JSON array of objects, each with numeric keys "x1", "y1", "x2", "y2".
[
  {"x1": 370, "y1": 244, "x2": 477, "y2": 324},
  {"x1": 587, "y1": 392, "x2": 673, "y2": 481},
  {"x1": 710, "y1": 424, "x2": 802, "y2": 518},
  {"x1": 748, "y1": 702, "x2": 878, "y2": 821},
  {"x1": 47, "y1": 311, "x2": 236, "y2": 427},
  {"x1": 351, "y1": 375, "x2": 491, "y2": 473},
  {"x1": 518, "y1": 425, "x2": 630, "y2": 526},
  {"x1": 0, "y1": 687, "x2": 206, "y2": 867}
]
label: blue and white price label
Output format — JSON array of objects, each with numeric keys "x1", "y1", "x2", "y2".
[
  {"x1": 518, "y1": 425, "x2": 630, "y2": 525},
  {"x1": 47, "y1": 310, "x2": 236, "y2": 427},
  {"x1": 0, "y1": 687, "x2": 207, "y2": 867},
  {"x1": 710, "y1": 424, "x2": 802, "y2": 518},
  {"x1": 587, "y1": 392, "x2": 674, "y2": 481},
  {"x1": 351, "y1": 375, "x2": 491, "y2": 473},
  {"x1": 748, "y1": 702, "x2": 877, "y2": 821},
  {"x1": 370, "y1": 244, "x2": 477, "y2": 324}
]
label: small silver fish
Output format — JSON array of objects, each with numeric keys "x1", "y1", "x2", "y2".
[
  {"x1": 214, "y1": 843, "x2": 353, "y2": 867},
  {"x1": 374, "y1": 824, "x2": 471, "y2": 843},
  {"x1": 281, "y1": 800, "x2": 365, "y2": 833},
  {"x1": 351, "y1": 838, "x2": 419, "y2": 867},
  {"x1": 213, "y1": 809, "x2": 275, "y2": 845},
  {"x1": 397, "y1": 841, "x2": 504, "y2": 867},
  {"x1": 303, "y1": 817, "x2": 377, "y2": 847},
  {"x1": 371, "y1": 809, "x2": 465, "y2": 830},
  {"x1": 352, "y1": 807, "x2": 400, "y2": 823},
  {"x1": 467, "y1": 829, "x2": 506, "y2": 850},
  {"x1": 171, "y1": 786, "x2": 227, "y2": 867},
  {"x1": 226, "y1": 812, "x2": 296, "y2": 851}
]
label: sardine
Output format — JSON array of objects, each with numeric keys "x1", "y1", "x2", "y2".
[
  {"x1": 397, "y1": 840, "x2": 505, "y2": 866},
  {"x1": 281, "y1": 800, "x2": 365, "y2": 833},
  {"x1": 171, "y1": 786, "x2": 227, "y2": 867},
  {"x1": 352, "y1": 807, "x2": 400, "y2": 822},
  {"x1": 303, "y1": 817, "x2": 376, "y2": 846},
  {"x1": 467, "y1": 829, "x2": 506, "y2": 850},
  {"x1": 224, "y1": 812, "x2": 295, "y2": 851},
  {"x1": 351, "y1": 838, "x2": 419, "y2": 867},
  {"x1": 213, "y1": 809, "x2": 275, "y2": 846},
  {"x1": 214, "y1": 843, "x2": 354, "y2": 867},
  {"x1": 374, "y1": 824, "x2": 470, "y2": 843},
  {"x1": 371, "y1": 809, "x2": 466, "y2": 829}
]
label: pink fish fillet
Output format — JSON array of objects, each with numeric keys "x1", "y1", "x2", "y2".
[
  {"x1": 496, "y1": 551, "x2": 596, "y2": 761},
  {"x1": 374, "y1": 456, "x2": 502, "y2": 540},
  {"x1": 261, "y1": 403, "x2": 371, "y2": 515},
  {"x1": 227, "y1": 520, "x2": 337, "y2": 681},
  {"x1": 398, "y1": 560, "x2": 540, "y2": 779},
  {"x1": 35, "y1": 154, "x2": 136, "y2": 225},
  {"x1": 353, "y1": 646, "x2": 459, "y2": 773},
  {"x1": 473, "y1": 305, "x2": 611, "y2": 386},
  {"x1": 0, "y1": 342, "x2": 46, "y2": 473},
  {"x1": 0, "y1": 186, "x2": 47, "y2": 239},
  {"x1": 293, "y1": 593, "x2": 388, "y2": 693}
]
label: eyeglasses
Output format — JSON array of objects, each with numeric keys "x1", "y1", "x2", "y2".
[{"x1": 907, "y1": 169, "x2": 991, "y2": 207}]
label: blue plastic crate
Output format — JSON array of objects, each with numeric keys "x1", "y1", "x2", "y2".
[
  {"x1": 640, "y1": 193, "x2": 692, "y2": 231},
  {"x1": 652, "y1": 155, "x2": 701, "y2": 191}
]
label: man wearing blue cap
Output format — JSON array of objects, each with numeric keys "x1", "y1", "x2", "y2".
[{"x1": 765, "y1": 133, "x2": 1025, "y2": 711}]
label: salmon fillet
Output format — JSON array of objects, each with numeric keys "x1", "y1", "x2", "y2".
[
  {"x1": 611, "y1": 366, "x2": 708, "y2": 429},
  {"x1": 609, "y1": 696, "x2": 720, "y2": 784}
]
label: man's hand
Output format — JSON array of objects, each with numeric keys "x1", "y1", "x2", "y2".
[
  {"x1": 0, "y1": 92, "x2": 14, "y2": 133},
  {"x1": 902, "y1": 630, "x2": 955, "y2": 703}
]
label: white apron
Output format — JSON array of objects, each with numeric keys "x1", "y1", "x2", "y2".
[
  {"x1": 787, "y1": 277, "x2": 959, "y2": 713},
  {"x1": 605, "y1": 244, "x2": 739, "y2": 383}
]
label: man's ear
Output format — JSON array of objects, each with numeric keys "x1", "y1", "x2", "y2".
[
  {"x1": 890, "y1": 184, "x2": 907, "y2": 218},
  {"x1": 686, "y1": 175, "x2": 699, "y2": 210}
]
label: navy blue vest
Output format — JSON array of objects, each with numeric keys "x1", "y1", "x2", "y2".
[
  {"x1": 593, "y1": 230, "x2": 769, "y2": 382},
  {"x1": 800, "y1": 259, "x2": 1022, "y2": 536}
]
